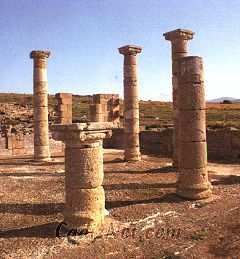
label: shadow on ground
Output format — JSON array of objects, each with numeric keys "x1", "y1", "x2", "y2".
[
  {"x1": 104, "y1": 182, "x2": 176, "y2": 190},
  {"x1": 0, "y1": 222, "x2": 61, "y2": 238},
  {"x1": 105, "y1": 166, "x2": 175, "y2": 174},
  {"x1": 106, "y1": 193, "x2": 183, "y2": 209},
  {"x1": 0, "y1": 172, "x2": 64, "y2": 177},
  {"x1": 0, "y1": 203, "x2": 64, "y2": 215},
  {"x1": 212, "y1": 175, "x2": 240, "y2": 185}
]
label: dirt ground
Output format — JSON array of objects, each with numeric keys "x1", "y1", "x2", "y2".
[{"x1": 0, "y1": 149, "x2": 239, "y2": 259}]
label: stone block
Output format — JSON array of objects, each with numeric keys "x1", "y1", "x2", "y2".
[
  {"x1": 179, "y1": 110, "x2": 206, "y2": 142},
  {"x1": 65, "y1": 146, "x2": 103, "y2": 188},
  {"x1": 178, "y1": 83, "x2": 205, "y2": 110},
  {"x1": 64, "y1": 186, "x2": 105, "y2": 231},
  {"x1": 179, "y1": 141, "x2": 207, "y2": 169}
]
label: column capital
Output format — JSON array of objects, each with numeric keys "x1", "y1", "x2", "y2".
[
  {"x1": 118, "y1": 45, "x2": 142, "y2": 55},
  {"x1": 51, "y1": 122, "x2": 119, "y2": 143},
  {"x1": 163, "y1": 29, "x2": 194, "y2": 41},
  {"x1": 30, "y1": 50, "x2": 51, "y2": 59}
]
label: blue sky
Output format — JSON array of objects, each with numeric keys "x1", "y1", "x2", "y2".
[{"x1": 0, "y1": 0, "x2": 239, "y2": 100}]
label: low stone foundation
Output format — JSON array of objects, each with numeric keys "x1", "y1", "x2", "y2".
[
  {"x1": 0, "y1": 133, "x2": 64, "y2": 158},
  {"x1": 104, "y1": 127, "x2": 240, "y2": 161}
]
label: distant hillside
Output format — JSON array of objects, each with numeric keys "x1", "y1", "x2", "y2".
[
  {"x1": 1, "y1": 93, "x2": 240, "y2": 129},
  {"x1": 0, "y1": 93, "x2": 92, "y2": 121},
  {"x1": 208, "y1": 97, "x2": 240, "y2": 103}
]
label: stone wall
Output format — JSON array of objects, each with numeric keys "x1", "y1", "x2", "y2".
[
  {"x1": 103, "y1": 127, "x2": 240, "y2": 161},
  {"x1": 0, "y1": 133, "x2": 64, "y2": 158}
]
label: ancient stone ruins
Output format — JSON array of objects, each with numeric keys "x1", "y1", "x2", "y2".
[
  {"x1": 45, "y1": 35, "x2": 213, "y2": 231},
  {"x1": 30, "y1": 50, "x2": 51, "y2": 162},
  {"x1": 0, "y1": 29, "x2": 239, "y2": 249}
]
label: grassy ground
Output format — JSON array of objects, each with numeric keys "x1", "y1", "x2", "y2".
[
  {"x1": 0, "y1": 93, "x2": 240, "y2": 128},
  {"x1": 140, "y1": 101, "x2": 240, "y2": 129}
]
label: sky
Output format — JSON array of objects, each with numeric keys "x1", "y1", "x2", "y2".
[{"x1": 0, "y1": 0, "x2": 239, "y2": 101}]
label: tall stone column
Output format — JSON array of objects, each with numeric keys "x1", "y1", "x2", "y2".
[
  {"x1": 163, "y1": 29, "x2": 194, "y2": 167},
  {"x1": 51, "y1": 122, "x2": 113, "y2": 232},
  {"x1": 30, "y1": 50, "x2": 51, "y2": 161},
  {"x1": 55, "y1": 93, "x2": 72, "y2": 124},
  {"x1": 177, "y1": 56, "x2": 212, "y2": 200},
  {"x1": 119, "y1": 45, "x2": 142, "y2": 162}
]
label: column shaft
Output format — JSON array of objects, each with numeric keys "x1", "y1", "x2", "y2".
[
  {"x1": 64, "y1": 141, "x2": 105, "y2": 231},
  {"x1": 50, "y1": 123, "x2": 113, "y2": 232},
  {"x1": 163, "y1": 29, "x2": 194, "y2": 168},
  {"x1": 30, "y1": 50, "x2": 51, "y2": 161},
  {"x1": 119, "y1": 45, "x2": 142, "y2": 162},
  {"x1": 177, "y1": 56, "x2": 212, "y2": 200}
]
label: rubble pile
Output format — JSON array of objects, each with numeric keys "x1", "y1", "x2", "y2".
[{"x1": 0, "y1": 102, "x2": 55, "y2": 136}]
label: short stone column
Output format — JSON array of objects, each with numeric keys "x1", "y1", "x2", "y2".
[
  {"x1": 177, "y1": 56, "x2": 212, "y2": 199},
  {"x1": 89, "y1": 94, "x2": 120, "y2": 123},
  {"x1": 119, "y1": 45, "x2": 142, "y2": 161},
  {"x1": 55, "y1": 93, "x2": 72, "y2": 124},
  {"x1": 3, "y1": 126, "x2": 12, "y2": 150},
  {"x1": 30, "y1": 50, "x2": 51, "y2": 161},
  {"x1": 163, "y1": 29, "x2": 194, "y2": 167},
  {"x1": 89, "y1": 103, "x2": 103, "y2": 122},
  {"x1": 51, "y1": 122, "x2": 114, "y2": 232}
]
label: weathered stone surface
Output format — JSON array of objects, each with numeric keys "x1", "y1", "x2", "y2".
[
  {"x1": 33, "y1": 145, "x2": 50, "y2": 160},
  {"x1": 178, "y1": 56, "x2": 204, "y2": 84},
  {"x1": 179, "y1": 141, "x2": 207, "y2": 169},
  {"x1": 34, "y1": 93, "x2": 48, "y2": 107},
  {"x1": 177, "y1": 56, "x2": 212, "y2": 200},
  {"x1": 30, "y1": 50, "x2": 51, "y2": 161},
  {"x1": 177, "y1": 168, "x2": 209, "y2": 185},
  {"x1": 89, "y1": 94, "x2": 120, "y2": 123},
  {"x1": 119, "y1": 45, "x2": 142, "y2": 162},
  {"x1": 164, "y1": 29, "x2": 194, "y2": 167},
  {"x1": 64, "y1": 186, "x2": 105, "y2": 231},
  {"x1": 52, "y1": 122, "x2": 117, "y2": 132},
  {"x1": 65, "y1": 144, "x2": 103, "y2": 188},
  {"x1": 178, "y1": 83, "x2": 206, "y2": 110},
  {"x1": 179, "y1": 110, "x2": 206, "y2": 142},
  {"x1": 55, "y1": 93, "x2": 72, "y2": 124},
  {"x1": 176, "y1": 183, "x2": 212, "y2": 200},
  {"x1": 51, "y1": 123, "x2": 114, "y2": 232},
  {"x1": 34, "y1": 108, "x2": 48, "y2": 121}
]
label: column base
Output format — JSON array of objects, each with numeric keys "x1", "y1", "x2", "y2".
[
  {"x1": 64, "y1": 186, "x2": 105, "y2": 233},
  {"x1": 34, "y1": 145, "x2": 50, "y2": 161},
  {"x1": 63, "y1": 211, "x2": 105, "y2": 233},
  {"x1": 172, "y1": 161, "x2": 178, "y2": 169},
  {"x1": 33, "y1": 157, "x2": 51, "y2": 162},
  {"x1": 124, "y1": 151, "x2": 141, "y2": 162},
  {"x1": 176, "y1": 182, "x2": 212, "y2": 200}
]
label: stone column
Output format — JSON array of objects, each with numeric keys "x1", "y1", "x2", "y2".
[
  {"x1": 177, "y1": 56, "x2": 212, "y2": 200},
  {"x1": 119, "y1": 45, "x2": 142, "y2": 161},
  {"x1": 30, "y1": 50, "x2": 51, "y2": 161},
  {"x1": 55, "y1": 93, "x2": 72, "y2": 124},
  {"x1": 51, "y1": 122, "x2": 114, "y2": 232},
  {"x1": 3, "y1": 126, "x2": 12, "y2": 150},
  {"x1": 163, "y1": 29, "x2": 194, "y2": 167},
  {"x1": 89, "y1": 94, "x2": 120, "y2": 123},
  {"x1": 89, "y1": 104, "x2": 104, "y2": 122}
]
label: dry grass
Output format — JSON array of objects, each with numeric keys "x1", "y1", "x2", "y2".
[{"x1": 0, "y1": 93, "x2": 240, "y2": 128}]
